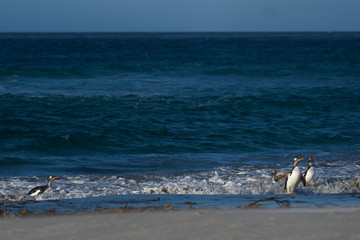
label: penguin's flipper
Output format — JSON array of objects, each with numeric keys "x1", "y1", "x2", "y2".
[
  {"x1": 301, "y1": 175, "x2": 306, "y2": 186},
  {"x1": 275, "y1": 173, "x2": 289, "y2": 181}
]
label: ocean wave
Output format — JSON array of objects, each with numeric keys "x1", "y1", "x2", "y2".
[
  {"x1": 1, "y1": 91, "x2": 360, "y2": 157},
  {"x1": 1, "y1": 166, "x2": 359, "y2": 203}
]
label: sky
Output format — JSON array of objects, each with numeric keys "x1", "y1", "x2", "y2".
[{"x1": 1, "y1": 0, "x2": 359, "y2": 32}]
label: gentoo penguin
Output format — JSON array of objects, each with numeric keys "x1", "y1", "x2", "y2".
[
  {"x1": 301, "y1": 157, "x2": 316, "y2": 186},
  {"x1": 276, "y1": 158, "x2": 304, "y2": 194},
  {"x1": 28, "y1": 176, "x2": 60, "y2": 196},
  {"x1": 271, "y1": 170, "x2": 279, "y2": 183}
]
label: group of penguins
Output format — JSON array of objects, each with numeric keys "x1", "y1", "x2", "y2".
[
  {"x1": 27, "y1": 157, "x2": 315, "y2": 197},
  {"x1": 271, "y1": 157, "x2": 316, "y2": 194}
]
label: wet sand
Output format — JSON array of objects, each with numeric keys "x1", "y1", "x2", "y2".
[{"x1": 1, "y1": 208, "x2": 359, "y2": 240}]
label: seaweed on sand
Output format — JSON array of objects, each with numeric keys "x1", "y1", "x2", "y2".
[{"x1": 236, "y1": 197, "x2": 290, "y2": 209}]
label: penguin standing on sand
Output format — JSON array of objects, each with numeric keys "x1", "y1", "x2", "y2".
[
  {"x1": 301, "y1": 157, "x2": 316, "y2": 186},
  {"x1": 277, "y1": 158, "x2": 304, "y2": 194},
  {"x1": 27, "y1": 176, "x2": 60, "y2": 196}
]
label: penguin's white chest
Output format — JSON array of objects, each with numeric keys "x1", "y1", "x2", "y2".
[
  {"x1": 287, "y1": 166, "x2": 301, "y2": 193},
  {"x1": 30, "y1": 189, "x2": 41, "y2": 197},
  {"x1": 305, "y1": 167, "x2": 314, "y2": 184}
]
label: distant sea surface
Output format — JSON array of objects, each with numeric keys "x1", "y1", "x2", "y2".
[{"x1": 1, "y1": 32, "x2": 360, "y2": 201}]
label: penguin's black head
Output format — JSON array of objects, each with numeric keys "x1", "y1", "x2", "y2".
[
  {"x1": 293, "y1": 158, "x2": 304, "y2": 166},
  {"x1": 308, "y1": 157, "x2": 316, "y2": 162},
  {"x1": 308, "y1": 157, "x2": 316, "y2": 166},
  {"x1": 48, "y1": 176, "x2": 60, "y2": 180},
  {"x1": 271, "y1": 170, "x2": 279, "y2": 179}
]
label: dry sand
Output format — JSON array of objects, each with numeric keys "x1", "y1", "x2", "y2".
[{"x1": 1, "y1": 208, "x2": 360, "y2": 240}]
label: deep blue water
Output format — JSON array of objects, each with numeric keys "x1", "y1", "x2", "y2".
[{"x1": 0, "y1": 33, "x2": 360, "y2": 199}]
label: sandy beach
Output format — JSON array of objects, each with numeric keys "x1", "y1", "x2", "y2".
[{"x1": 1, "y1": 208, "x2": 359, "y2": 240}]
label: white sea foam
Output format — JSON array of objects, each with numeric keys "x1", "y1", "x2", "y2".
[{"x1": 0, "y1": 164, "x2": 359, "y2": 203}]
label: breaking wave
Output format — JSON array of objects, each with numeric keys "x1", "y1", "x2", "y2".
[{"x1": 1, "y1": 165, "x2": 359, "y2": 203}]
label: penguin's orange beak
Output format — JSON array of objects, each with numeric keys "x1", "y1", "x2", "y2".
[
  {"x1": 54, "y1": 176, "x2": 60, "y2": 179},
  {"x1": 311, "y1": 158, "x2": 316, "y2": 160},
  {"x1": 298, "y1": 158, "x2": 304, "y2": 161}
]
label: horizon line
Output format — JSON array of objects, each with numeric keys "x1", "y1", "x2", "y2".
[{"x1": 0, "y1": 30, "x2": 359, "y2": 34}]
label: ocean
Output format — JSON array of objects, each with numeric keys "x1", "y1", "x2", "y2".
[{"x1": 1, "y1": 32, "x2": 359, "y2": 211}]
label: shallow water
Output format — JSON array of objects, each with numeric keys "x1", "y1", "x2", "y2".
[
  {"x1": 1, "y1": 153, "x2": 359, "y2": 203},
  {"x1": 2, "y1": 194, "x2": 360, "y2": 215}
]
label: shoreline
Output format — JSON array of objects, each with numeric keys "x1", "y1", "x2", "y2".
[
  {"x1": 1, "y1": 193, "x2": 360, "y2": 217},
  {"x1": 1, "y1": 208, "x2": 359, "y2": 240}
]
